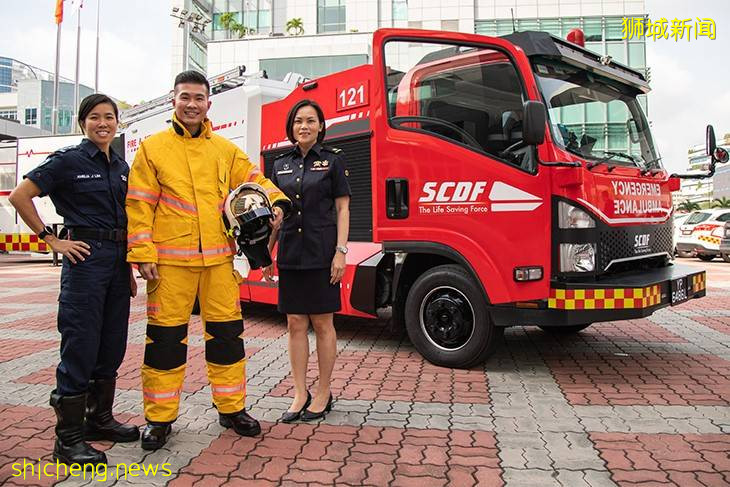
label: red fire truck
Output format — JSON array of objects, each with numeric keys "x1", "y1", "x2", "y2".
[
  {"x1": 252, "y1": 28, "x2": 727, "y2": 368},
  {"x1": 124, "y1": 29, "x2": 726, "y2": 368}
]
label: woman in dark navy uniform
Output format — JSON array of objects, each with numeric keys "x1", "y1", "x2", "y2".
[
  {"x1": 9, "y1": 94, "x2": 139, "y2": 467},
  {"x1": 264, "y1": 99, "x2": 351, "y2": 422}
]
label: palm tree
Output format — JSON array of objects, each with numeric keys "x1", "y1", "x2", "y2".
[
  {"x1": 677, "y1": 200, "x2": 701, "y2": 212},
  {"x1": 286, "y1": 18, "x2": 304, "y2": 36},
  {"x1": 219, "y1": 12, "x2": 235, "y2": 31},
  {"x1": 712, "y1": 196, "x2": 730, "y2": 208}
]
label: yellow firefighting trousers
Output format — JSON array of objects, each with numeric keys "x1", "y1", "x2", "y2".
[{"x1": 142, "y1": 262, "x2": 245, "y2": 422}]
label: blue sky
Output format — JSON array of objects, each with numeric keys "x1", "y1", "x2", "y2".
[{"x1": 2, "y1": 0, "x2": 728, "y2": 173}]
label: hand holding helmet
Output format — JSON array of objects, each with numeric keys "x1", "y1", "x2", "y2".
[{"x1": 222, "y1": 182, "x2": 275, "y2": 269}]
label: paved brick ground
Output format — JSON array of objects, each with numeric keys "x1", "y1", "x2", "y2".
[{"x1": 0, "y1": 255, "x2": 728, "y2": 486}]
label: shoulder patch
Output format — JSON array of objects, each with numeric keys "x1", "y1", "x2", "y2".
[
  {"x1": 274, "y1": 149, "x2": 295, "y2": 159},
  {"x1": 322, "y1": 146, "x2": 342, "y2": 154},
  {"x1": 55, "y1": 145, "x2": 76, "y2": 154}
]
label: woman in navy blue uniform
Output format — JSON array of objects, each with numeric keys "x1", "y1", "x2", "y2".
[
  {"x1": 264, "y1": 99, "x2": 351, "y2": 422},
  {"x1": 9, "y1": 94, "x2": 139, "y2": 467}
]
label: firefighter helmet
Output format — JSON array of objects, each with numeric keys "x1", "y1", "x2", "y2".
[{"x1": 222, "y1": 182, "x2": 273, "y2": 269}]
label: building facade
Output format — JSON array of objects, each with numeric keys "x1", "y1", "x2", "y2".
[{"x1": 0, "y1": 57, "x2": 96, "y2": 136}]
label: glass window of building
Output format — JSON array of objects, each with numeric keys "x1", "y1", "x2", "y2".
[
  {"x1": 605, "y1": 17, "x2": 624, "y2": 40},
  {"x1": 25, "y1": 108, "x2": 37, "y2": 125},
  {"x1": 561, "y1": 17, "x2": 581, "y2": 36},
  {"x1": 0, "y1": 110, "x2": 17, "y2": 120},
  {"x1": 392, "y1": 0, "x2": 407, "y2": 22},
  {"x1": 474, "y1": 20, "x2": 497, "y2": 36},
  {"x1": 189, "y1": 40, "x2": 207, "y2": 71},
  {"x1": 0, "y1": 57, "x2": 12, "y2": 93},
  {"x1": 605, "y1": 41, "x2": 626, "y2": 64},
  {"x1": 261, "y1": 54, "x2": 367, "y2": 81},
  {"x1": 583, "y1": 18, "x2": 602, "y2": 41},
  {"x1": 0, "y1": 163, "x2": 15, "y2": 191},
  {"x1": 628, "y1": 42, "x2": 645, "y2": 68},
  {"x1": 318, "y1": 0, "x2": 346, "y2": 33},
  {"x1": 540, "y1": 19, "x2": 561, "y2": 36}
]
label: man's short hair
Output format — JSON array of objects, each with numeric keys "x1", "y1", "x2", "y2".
[{"x1": 174, "y1": 70, "x2": 210, "y2": 95}]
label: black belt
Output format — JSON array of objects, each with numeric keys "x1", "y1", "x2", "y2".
[{"x1": 68, "y1": 227, "x2": 127, "y2": 242}]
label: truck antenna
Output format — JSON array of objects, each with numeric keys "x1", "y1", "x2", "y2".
[{"x1": 511, "y1": 8, "x2": 516, "y2": 32}]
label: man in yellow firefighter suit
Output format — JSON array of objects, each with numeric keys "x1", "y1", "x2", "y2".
[{"x1": 126, "y1": 70, "x2": 291, "y2": 450}]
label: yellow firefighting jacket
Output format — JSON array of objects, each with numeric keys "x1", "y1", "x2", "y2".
[{"x1": 126, "y1": 114, "x2": 289, "y2": 267}]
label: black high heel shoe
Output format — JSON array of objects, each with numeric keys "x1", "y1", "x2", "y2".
[
  {"x1": 279, "y1": 392, "x2": 311, "y2": 423},
  {"x1": 300, "y1": 394, "x2": 333, "y2": 422}
]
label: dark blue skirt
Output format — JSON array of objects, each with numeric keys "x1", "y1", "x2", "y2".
[{"x1": 277, "y1": 268, "x2": 341, "y2": 314}]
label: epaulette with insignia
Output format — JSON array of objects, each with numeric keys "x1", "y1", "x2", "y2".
[
  {"x1": 322, "y1": 146, "x2": 342, "y2": 154},
  {"x1": 39, "y1": 145, "x2": 76, "y2": 166},
  {"x1": 274, "y1": 148, "x2": 296, "y2": 159}
]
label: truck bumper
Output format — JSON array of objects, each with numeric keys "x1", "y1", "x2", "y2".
[
  {"x1": 490, "y1": 264, "x2": 706, "y2": 327},
  {"x1": 676, "y1": 242, "x2": 717, "y2": 256}
]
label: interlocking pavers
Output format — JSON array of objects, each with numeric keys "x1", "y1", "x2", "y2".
[{"x1": 2, "y1": 257, "x2": 730, "y2": 486}]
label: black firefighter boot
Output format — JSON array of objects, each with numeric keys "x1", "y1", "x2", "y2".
[
  {"x1": 50, "y1": 390, "x2": 107, "y2": 467},
  {"x1": 85, "y1": 378, "x2": 140, "y2": 442}
]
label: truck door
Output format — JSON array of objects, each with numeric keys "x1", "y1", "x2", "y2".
[{"x1": 372, "y1": 30, "x2": 551, "y2": 303}]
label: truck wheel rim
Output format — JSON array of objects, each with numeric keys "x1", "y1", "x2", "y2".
[{"x1": 419, "y1": 286, "x2": 475, "y2": 352}]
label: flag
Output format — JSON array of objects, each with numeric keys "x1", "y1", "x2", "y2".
[{"x1": 55, "y1": 0, "x2": 63, "y2": 24}]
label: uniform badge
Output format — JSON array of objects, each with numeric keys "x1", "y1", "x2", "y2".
[
  {"x1": 283, "y1": 163, "x2": 290, "y2": 170},
  {"x1": 345, "y1": 169, "x2": 350, "y2": 177},
  {"x1": 121, "y1": 174, "x2": 127, "y2": 182},
  {"x1": 311, "y1": 160, "x2": 330, "y2": 171}
]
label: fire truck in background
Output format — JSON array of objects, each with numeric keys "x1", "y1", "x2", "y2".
[
  {"x1": 0, "y1": 135, "x2": 85, "y2": 254},
  {"x1": 122, "y1": 29, "x2": 725, "y2": 368}
]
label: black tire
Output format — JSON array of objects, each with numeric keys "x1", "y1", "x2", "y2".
[
  {"x1": 722, "y1": 253, "x2": 730, "y2": 263},
  {"x1": 538, "y1": 323, "x2": 592, "y2": 334},
  {"x1": 675, "y1": 249, "x2": 693, "y2": 258},
  {"x1": 698, "y1": 254, "x2": 715, "y2": 262},
  {"x1": 404, "y1": 264, "x2": 502, "y2": 368}
]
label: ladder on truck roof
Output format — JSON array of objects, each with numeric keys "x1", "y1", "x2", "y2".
[{"x1": 120, "y1": 66, "x2": 259, "y2": 126}]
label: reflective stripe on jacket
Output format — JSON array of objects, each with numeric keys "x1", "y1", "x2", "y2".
[{"x1": 126, "y1": 114, "x2": 289, "y2": 267}]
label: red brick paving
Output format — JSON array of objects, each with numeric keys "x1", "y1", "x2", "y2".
[
  {"x1": 591, "y1": 432, "x2": 730, "y2": 486},
  {"x1": 269, "y1": 349, "x2": 490, "y2": 404},
  {"x1": 548, "y1": 352, "x2": 730, "y2": 406},
  {"x1": 1, "y1": 314, "x2": 57, "y2": 331},
  {"x1": 693, "y1": 316, "x2": 730, "y2": 335},
  {"x1": 0, "y1": 340, "x2": 56, "y2": 362},
  {"x1": 176, "y1": 422, "x2": 502, "y2": 487},
  {"x1": 0, "y1": 293, "x2": 58, "y2": 305},
  {"x1": 583, "y1": 319, "x2": 688, "y2": 343}
]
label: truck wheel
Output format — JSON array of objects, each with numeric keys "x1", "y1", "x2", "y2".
[
  {"x1": 404, "y1": 264, "x2": 502, "y2": 368},
  {"x1": 538, "y1": 323, "x2": 592, "y2": 334},
  {"x1": 698, "y1": 254, "x2": 715, "y2": 262},
  {"x1": 722, "y1": 253, "x2": 730, "y2": 263}
]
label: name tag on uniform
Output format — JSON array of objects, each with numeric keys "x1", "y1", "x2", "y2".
[
  {"x1": 310, "y1": 160, "x2": 330, "y2": 171},
  {"x1": 277, "y1": 169, "x2": 293, "y2": 175},
  {"x1": 76, "y1": 173, "x2": 102, "y2": 179}
]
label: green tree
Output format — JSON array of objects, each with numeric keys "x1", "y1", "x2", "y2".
[
  {"x1": 219, "y1": 11, "x2": 236, "y2": 30},
  {"x1": 711, "y1": 196, "x2": 730, "y2": 208},
  {"x1": 286, "y1": 17, "x2": 304, "y2": 36},
  {"x1": 677, "y1": 200, "x2": 701, "y2": 212}
]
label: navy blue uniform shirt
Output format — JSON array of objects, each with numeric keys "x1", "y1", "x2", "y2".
[
  {"x1": 24, "y1": 138, "x2": 128, "y2": 230},
  {"x1": 271, "y1": 143, "x2": 351, "y2": 270}
]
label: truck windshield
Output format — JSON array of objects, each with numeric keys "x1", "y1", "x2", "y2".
[{"x1": 533, "y1": 59, "x2": 661, "y2": 170}]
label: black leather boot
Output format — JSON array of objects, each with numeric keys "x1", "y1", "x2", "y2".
[
  {"x1": 141, "y1": 422, "x2": 172, "y2": 451},
  {"x1": 50, "y1": 391, "x2": 107, "y2": 467},
  {"x1": 219, "y1": 409, "x2": 261, "y2": 437},
  {"x1": 85, "y1": 378, "x2": 140, "y2": 442}
]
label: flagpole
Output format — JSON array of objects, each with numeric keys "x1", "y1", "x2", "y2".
[
  {"x1": 52, "y1": 14, "x2": 62, "y2": 135},
  {"x1": 95, "y1": 0, "x2": 100, "y2": 92},
  {"x1": 74, "y1": 5, "x2": 81, "y2": 133}
]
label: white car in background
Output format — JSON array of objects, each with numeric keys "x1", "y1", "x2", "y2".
[
  {"x1": 675, "y1": 209, "x2": 730, "y2": 260},
  {"x1": 673, "y1": 212, "x2": 692, "y2": 257}
]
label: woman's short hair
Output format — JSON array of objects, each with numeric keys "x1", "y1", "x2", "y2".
[
  {"x1": 78, "y1": 94, "x2": 119, "y2": 133},
  {"x1": 285, "y1": 99, "x2": 326, "y2": 144}
]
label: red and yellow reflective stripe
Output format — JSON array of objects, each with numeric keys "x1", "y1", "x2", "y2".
[
  {"x1": 548, "y1": 285, "x2": 662, "y2": 310},
  {"x1": 0, "y1": 234, "x2": 50, "y2": 252},
  {"x1": 143, "y1": 387, "x2": 181, "y2": 402},
  {"x1": 697, "y1": 235, "x2": 721, "y2": 245},
  {"x1": 211, "y1": 381, "x2": 246, "y2": 397},
  {"x1": 128, "y1": 231, "x2": 152, "y2": 244},
  {"x1": 692, "y1": 273, "x2": 706, "y2": 293},
  {"x1": 159, "y1": 191, "x2": 197, "y2": 215},
  {"x1": 156, "y1": 243, "x2": 235, "y2": 259},
  {"x1": 127, "y1": 185, "x2": 160, "y2": 205}
]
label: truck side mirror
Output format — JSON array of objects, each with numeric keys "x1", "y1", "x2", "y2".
[
  {"x1": 523, "y1": 101, "x2": 546, "y2": 146},
  {"x1": 706, "y1": 124, "x2": 717, "y2": 157}
]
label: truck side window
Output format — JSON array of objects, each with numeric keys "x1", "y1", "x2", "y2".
[{"x1": 384, "y1": 40, "x2": 528, "y2": 168}]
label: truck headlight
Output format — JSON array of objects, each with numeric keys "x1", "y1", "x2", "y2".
[
  {"x1": 558, "y1": 202, "x2": 595, "y2": 229},
  {"x1": 560, "y1": 243, "x2": 596, "y2": 272}
]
